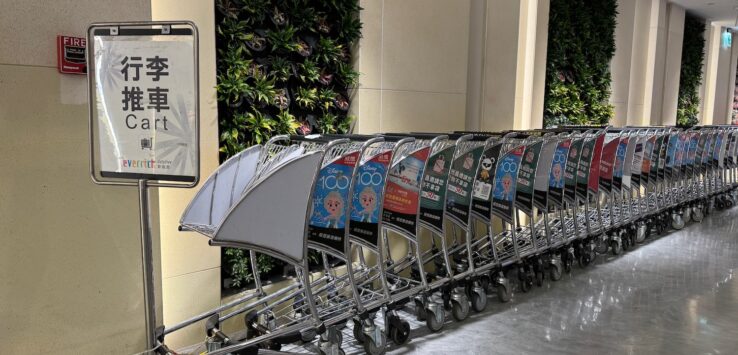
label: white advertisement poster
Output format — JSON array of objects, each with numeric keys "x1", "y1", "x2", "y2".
[{"x1": 93, "y1": 34, "x2": 197, "y2": 182}]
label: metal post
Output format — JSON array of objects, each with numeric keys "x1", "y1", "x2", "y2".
[{"x1": 138, "y1": 179, "x2": 157, "y2": 350}]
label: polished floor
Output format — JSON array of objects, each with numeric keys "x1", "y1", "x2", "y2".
[{"x1": 377, "y1": 207, "x2": 738, "y2": 355}]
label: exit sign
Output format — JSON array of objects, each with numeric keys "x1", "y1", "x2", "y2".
[{"x1": 57, "y1": 35, "x2": 86, "y2": 74}]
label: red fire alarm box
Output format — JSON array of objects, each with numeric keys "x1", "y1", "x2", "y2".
[{"x1": 57, "y1": 35, "x2": 87, "y2": 74}]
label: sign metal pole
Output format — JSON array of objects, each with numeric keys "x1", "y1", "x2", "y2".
[{"x1": 138, "y1": 179, "x2": 157, "y2": 349}]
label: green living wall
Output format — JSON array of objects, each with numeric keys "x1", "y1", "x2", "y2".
[
  {"x1": 543, "y1": 0, "x2": 617, "y2": 128},
  {"x1": 677, "y1": 14, "x2": 706, "y2": 127},
  {"x1": 214, "y1": 0, "x2": 361, "y2": 290}
]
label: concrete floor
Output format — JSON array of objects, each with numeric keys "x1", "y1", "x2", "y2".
[{"x1": 378, "y1": 207, "x2": 738, "y2": 355}]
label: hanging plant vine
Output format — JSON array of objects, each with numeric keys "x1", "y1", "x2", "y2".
[
  {"x1": 677, "y1": 14, "x2": 706, "y2": 127},
  {"x1": 214, "y1": 0, "x2": 362, "y2": 291},
  {"x1": 543, "y1": 0, "x2": 617, "y2": 128}
]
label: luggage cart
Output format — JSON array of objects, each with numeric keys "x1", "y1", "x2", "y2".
[
  {"x1": 375, "y1": 134, "x2": 451, "y2": 332},
  {"x1": 169, "y1": 135, "x2": 340, "y2": 355}
]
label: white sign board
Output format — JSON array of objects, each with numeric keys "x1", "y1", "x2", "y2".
[{"x1": 89, "y1": 23, "x2": 198, "y2": 184}]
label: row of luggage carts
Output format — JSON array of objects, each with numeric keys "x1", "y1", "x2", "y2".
[{"x1": 155, "y1": 125, "x2": 738, "y2": 355}]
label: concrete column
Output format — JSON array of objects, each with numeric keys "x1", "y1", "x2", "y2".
[
  {"x1": 702, "y1": 23, "x2": 722, "y2": 124},
  {"x1": 477, "y1": 0, "x2": 547, "y2": 131},
  {"x1": 626, "y1": 0, "x2": 656, "y2": 125},
  {"x1": 610, "y1": 0, "x2": 637, "y2": 127},
  {"x1": 713, "y1": 32, "x2": 738, "y2": 124},
  {"x1": 660, "y1": 4, "x2": 685, "y2": 126}
]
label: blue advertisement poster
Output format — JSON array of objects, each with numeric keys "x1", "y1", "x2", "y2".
[
  {"x1": 349, "y1": 151, "x2": 391, "y2": 246},
  {"x1": 308, "y1": 152, "x2": 358, "y2": 252},
  {"x1": 491, "y1": 146, "x2": 524, "y2": 222}
]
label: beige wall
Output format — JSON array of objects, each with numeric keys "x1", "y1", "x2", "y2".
[
  {"x1": 353, "y1": 0, "x2": 470, "y2": 134},
  {"x1": 610, "y1": 0, "x2": 636, "y2": 126},
  {"x1": 0, "y1": 1, "x2": 151, "y2": 354},
  {"x1": 150, "y1": 0, "x2": 221, "y2": 350}
]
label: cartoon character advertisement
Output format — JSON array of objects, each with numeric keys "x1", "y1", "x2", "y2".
[
  {"x1": 712, "y1": 133, "x2": 723, "y2": 165},
  {"x1": 548, "y1": 139, "x2": 570, "y2": 207},
  {"x1": 420, "y1": 147, "x2": 455, "y2": 232},
  {"x1": 308, "y1": 152, "x2": 359, "y2": 252},
  {"x1": 653, "y1": 135, "x2": 666, "y2": 181},
  {"x1": 491, "y1": 146, "x2": 524, "y2": 222},
  {"x1": 349, "y1": 151, "x2": 392, "y2": 246},
  {"x1": 446, "y1": 146, "x2": 484, "y2": 224},
  {"x1": 599, "y1": 135, "x2": 618, "y2": 193},
  {"x1": 471, "y1": 144, "x2": 502, "y2": 220},
  {"x1": 515, "y1": 141, "x2": 542, "y2": 213},
  {"x1": 641, "y1": 136, "x2": 655, "y2": 185},
  {"x1": 564, "y1": 139, "x2": 583, "y2": 203},
  {"x1": 686, "y1": 133, "x2": 699, "y2": 173},
  {"x1": 382, "y1": 147, "x2": 429, "y2": 236},
  {"x1": 612, "y1": 137, "x2": 628, "y2": 190}
]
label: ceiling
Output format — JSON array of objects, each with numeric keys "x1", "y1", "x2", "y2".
[{"x1": 670, "y1": 0, "x2": 738, "y2": 24}]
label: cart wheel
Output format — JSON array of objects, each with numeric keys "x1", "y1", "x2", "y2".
[
  {"x1": 610, "y1": 240, "x2": 622, "y2": 255},
  {"x1": 550, "y1": 262, "x2": 563, "y2": 281},
  {"x1": 332, "y1": 328, "x2": 343, "y2": 346},
  {"x1": 352, "y1": 320, "x2": 365, "y2": 343},
  {"x1": 595, "y1": 236, "x2": 609, "y2": 254},
  {"x1": 692, "y1": 206, "x2": 704, "y2": 222},
  {"x1": 579, "y1": 252, "x2": 591, "y2": 268},
  {"x1": 339, "y1": 349, "x2": 346, "y2": 355},
  {"x1": 496, "y1": 281, "x2": 511, "y2": 303},
  {"x1": 414, "y1": 299, "x2": 426, "y2": 321},
  {"x1": 425, "y1": 307, "x2": 444, "y2": 332},
  {"x1": 471, "y1": 289, "x2": 487, "y2": 312},
  {"x1": 363, "y1": 333, "x2": 386, "y2": 355},
  {"x1": 520, "y1": 275, "x2": 532, "y2": 293},
  {"x1": 451, "y1": 298, "x2": 470, "y2": 321},
  {"x1": 480, "y1": 276, "x2": 491, "y2": 293},
  {"x1": 390, "y1": 320, "x2": 411, "y2": 345}
]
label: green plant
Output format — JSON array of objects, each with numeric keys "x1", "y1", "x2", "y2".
[
  {"x1": 318, "y1": 88, "x2": 336, "y2": 111},
  {"x1": 242, "y1": 0, "x2": 270, "y2": 24},
  {"x1": 217, "y1": 0, "x2": 243, "y2": 20},
  {"x1": 338, "y1": 15, "x2": 363, "y2": 44},
  {"x1": 295, "y1": 86, "x2": 318, "y2": 109},
  {"x1": 299, "y1": 59, "x2": 320, "y2": 82},
  {"x1": 336, "y1": 61, "x2": 359, "y2": 88},
  {"x1": 319, "y1": 112, "x2": 339, "y2": 133},
  {"x1": 267, "y1": 25, "x2": 299, "y2": 52},
  {"x1": 286, "y1": 0, "x2": 317, "y2": 31},
  {"x1": 217, "y1": 17, "x2": 250, "y2": 44},
  {"x1": 224, "y1": 248, "x2": 253, "y2": 287},
  {"x1": 243, "y1": 110, "x2": 277, "y2": 145},
  {"x1": 218, "y1": 45, "x2": 251, "y2": 77},
  {"x1": 216, "y1": 71, "x2": 252, "y2": 106},
  {"x1": 315, "y1": 37, "x2": 343, "y2": 66},
  {"x1": 337, "y1": 114, "x2": 354, "y2": 133},
  {"x1": 249, "y1": 75, "x2": 276, "y2": 105},
  {"x1": 543, "y1": 0, "x2": 617, "y2": 127},
  {"x1": 275, "y1": 110, "x2": 301, "y2": 134},
  {"x1": 269, "y1": 57, "x2": 293, "y2": 82},
  {"x1": 677, "y1": 15, "x2": 706, "y2": 127}
]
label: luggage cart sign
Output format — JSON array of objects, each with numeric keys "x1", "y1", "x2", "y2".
[
  {"x1": 89, "y1": 24, "x2": 198, "y2": 183},
  {"x1": 446, "y1": 146, "x2": 484, "y2": 225},
  {"x1": 308, "y1": 152, "x2": 359, "y2": 252},
  {"x1": 612, "y1": 137, "x2": 628, "y2": 191},
  {"x1": 515, "y1": 141, "x2": 542, "y2": 214},
  {"x1": 599, "y1": 135, "x2": 618, "y2": 193},
  {"x1": 653, "y1": 135, "x2": 666, "y2": 182},
  {"x1": 687, "y1": 133, "x2": 699, "y2": 175},
  {"x1": 383, "y1": 147, "x2": 430, "y2": 236},
  {"x1": 420, "y1": 147, "x2": 455, "y2": 232},
  {"x1": 564, "y1": 139, "x2": 583, "y2": 203},
  {"x1": 350, "y1": 151, "x2": 392, "y2": 246},
  {"x1": 641, "y1": 136, "x2": 656, "y2": 186},
  {"x1": 471, "y1": 143, "x2": 503, "y2": 220},
  {"x1": 587, "y1": 134, "x2": 605, "y2": 194},
  {"x1": 548, "y1": 139, "x2": 570, "y2": 207},
  {"x1": 696, "y1": 133, "x2": 707, "y2": 173},
  {"x1": 675, "y1": 133, "x2": 687, "y2": 174},
  {"x1": 575, "y1": 138, "x2": 594, "y2": 199},
  {"x1": 665, "y1": 134, "x2": 678, "y2": 178},
  {"x1": 534, "y1": 139, "x2": 557, "y2": 210},
  {"x1": 631, "y1": 139, "x2": 644, "y2": 187},
  {"x1": 712, "y1": 132, "x2": 723, "y2": 168},
  {"x1": 492, "y1": 146, "x2": 524, "y2": 222}
]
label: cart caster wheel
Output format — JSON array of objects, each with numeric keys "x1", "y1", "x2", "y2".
[
  {"x1": 425, "y1": 307, "x2": 444, "y2": 332},
  {"x1": 496, "y1": 281, "x2": 511, "y2": 303},
  {"x1": 671, "y1": 214, "x2": 685, "y2": 230},
  {"x1": 610, "y1": 240, "x2": 622, "y2": 256},
  {"x1": 520, "y1": 275, "x2": 533, "y2": 293},
  {"x1": 480, "y1": 276, "x2": 491, "y2": 293},
  {"x1": 693, "y1": 206, "x2": 704, "y2": 222},
  {"x1": 471, "y1": 289, "x2": 487, "y2": 312},
  {"x1": 579, "y1": 252, "x2": 591, "y2": 268},
  {"x1": 595, "y1": 236, "x2": 609, "y2": 254},
  {"x1": 390, "y1": 320, "x2": 411, "y2": 345},
  {"x1": 451, "y1": 298, "x2": 470, "y2": 321},
  {"x1": 550, "y1": 262, "x2": 563, "y2": 281},
  {"x1": 352, "y1": 320, "x2": 365, "y2": 344},
  {"x1": 414, "y1": 299, "x2": 426, "y2": 321},
  {"x1": 363, "y1": 333, "x2": 386, "y2": 355}
]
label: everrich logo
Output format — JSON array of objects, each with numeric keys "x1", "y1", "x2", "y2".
[{"x1": 121, "y1": 158, "x2": 173, "y2": 170}]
